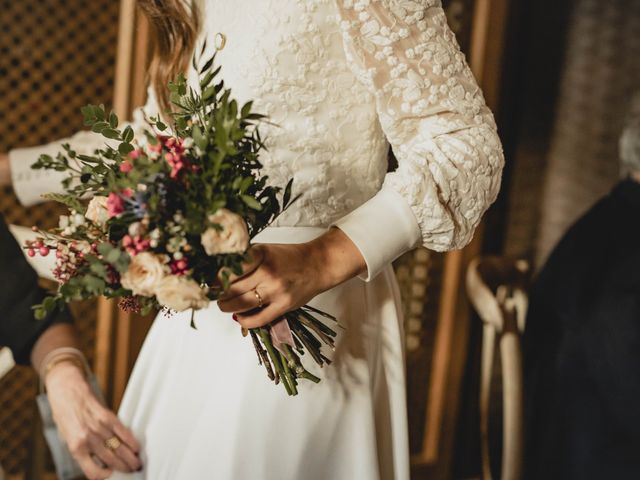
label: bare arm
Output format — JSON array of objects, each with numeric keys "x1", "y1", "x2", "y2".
[{"x1": 32, "y1": 324, "x2": 143, "y2": 477}]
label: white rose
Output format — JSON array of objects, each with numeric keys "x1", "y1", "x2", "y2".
[
  {"x1": 201, "y1": 208, "x2": 250, "y2": 255},
  {"x1": 85, "y1": 196, "x2": 109, "y2": 226},
  {"x1": 155, "y1": 276, "x2": 209, "y2": 312},
  {"x1": 121, "y1": 252, "x2": 166, "y2": 297}
]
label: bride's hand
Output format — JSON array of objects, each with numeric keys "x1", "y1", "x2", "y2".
[
  {"x1": 217, "y1": 227, "x2": 366, "y2": 329},
  {"x1": 45, "y1": 362, "x2": 142, "y2": 479},
  {"x1": 0, "y1": 153, "x2": 10, "y2": 186}
]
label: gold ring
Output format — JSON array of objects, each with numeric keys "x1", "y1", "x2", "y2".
[
  {"x1": 253, "y1": 287, "x2": 264, "y2": 308},
  {"x1": 214, "y1": 32, "x2": 227, "y2": 51},
  {"x1": 104, "y1": 436, "x2": 122, "y2": 451}
]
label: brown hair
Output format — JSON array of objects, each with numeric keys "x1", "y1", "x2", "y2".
[{"x1": 138, "y1": 0, "x2": 201, "y2": 116}]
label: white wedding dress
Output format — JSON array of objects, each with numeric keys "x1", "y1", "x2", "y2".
[{"x1": 10, "y1": 1, "x2": 503, "y2": 478}]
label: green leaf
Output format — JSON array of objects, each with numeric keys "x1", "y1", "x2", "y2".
[
  {"x1": 102, "y1": 128, "x2": 121, "y2": 140},
  {"x1": 200, "y1": 53, "x2": 215, "y2": 74},
  {"x1": 283, "y1": 178, "x2": 294, "y2": 207},
  {"x1": 109, "y1": 111, "x2": 119, "y2": 129},
  {"x1": 119, "y1": 142, "x2": 134, "y2": 155},
  {"x1": 91, "y1": 121, "x2": 110, "y2": 133},
  {"x1": 105, "y1": 248, "x2": 122, "y2": 264},
  {"x1": 34, "y1": 306, "x2": 48, "y2": 320},
  {"x1": 122, "y1": 125, "x2": 134, "y2": 143},
  {"x1": 240, "y1": 195, "x2": 263, "y2": 211},
  {"x1": 90, "y1": 261, "x2": 108, "y2": 278},
  {"x1": 240, "y1": 176, "x2": 254, "y2": 193},
  {"x1": 241, "y1": 101, "x2": 253, "y2": 118}
]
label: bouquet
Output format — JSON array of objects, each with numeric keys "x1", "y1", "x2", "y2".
[{"x1": 27, "y1": 46, "x2": 337, "y2": 396}]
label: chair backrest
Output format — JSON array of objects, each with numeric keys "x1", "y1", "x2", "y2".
[{"x1": 466, "y1": 256, "x2": 530, "y2": 480}]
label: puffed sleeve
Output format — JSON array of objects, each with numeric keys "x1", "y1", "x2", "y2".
[
  {"x1": 9, "y1": 86, "x2": 161, "y2": 207},
  {"x1": 332, "y1": 0, "x2": 504, "y2": 281}
]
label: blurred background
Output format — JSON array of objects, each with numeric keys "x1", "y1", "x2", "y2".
[{"x1": 1, "y1": 0, "x2": 639, "y2": 478}]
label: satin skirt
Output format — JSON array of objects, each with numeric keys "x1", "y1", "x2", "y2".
[{"x1": 110, "y1": 226, "x2": 409, "y2": 480}]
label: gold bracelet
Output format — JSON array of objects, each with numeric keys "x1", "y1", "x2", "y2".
[
  {"x1": 43, "y1": 354, "x2": 86, "y2": 381},
  {"x1": 39, "y1": 347, "x2": 87, "y2": 382}
]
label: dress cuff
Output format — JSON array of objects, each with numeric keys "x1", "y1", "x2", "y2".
[
  {"x1": 9, "y1": 144, "x2": 67, "y2": 207},
  {"x1": 332, "y1": 186, "x2": 421, "y2": 282}
]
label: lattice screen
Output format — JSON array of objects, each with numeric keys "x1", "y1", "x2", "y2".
[{"x1": 0, "y1": 0, "x2": 120, "y2": 475}]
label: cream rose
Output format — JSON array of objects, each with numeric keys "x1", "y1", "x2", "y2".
[
  {"x1": 201, "y1": 208, "x2": 250, "y2": 255},
  {"x1": 120, "y1": 252, "x2": 166, "y2": 297},
  {"x1": 155, "y1": 275, "x2": 209, "y2": 312},
  {"x1": 85, "y1": 196, "x2": 109, "y2": 226}
]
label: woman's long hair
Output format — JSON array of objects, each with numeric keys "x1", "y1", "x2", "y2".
[{"x1": 138, "y1": 0, "x2": 200, "y2": 116}]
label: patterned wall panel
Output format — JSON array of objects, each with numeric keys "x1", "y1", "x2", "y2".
[
  {"x1": 535, "y1": 0, "x2": 640, "y2": 265},
  {"x1": 0, "y1": 0, "x2": 119, "y2": 475},
  {"x1": 504, "y1": 0, "x2": 640, "y2": 267}
]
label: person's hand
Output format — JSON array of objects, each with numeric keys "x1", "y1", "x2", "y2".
[
  {"x1": 217, "y1": 227, "x2": 366, "y2": 329},
  {"x1": 45, "y1": 362, "x2": 142, "y2": 479},
  {"x1": 0, "y1": 153, "x2": 10, "y2": 186}
]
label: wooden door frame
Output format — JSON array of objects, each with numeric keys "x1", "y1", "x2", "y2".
[
  {"x1": 95, "y1": 0, "x2": 151, "y2": 407},
  {"x1": 412, "y1": 0, "x2": 512, "y2": 477}
]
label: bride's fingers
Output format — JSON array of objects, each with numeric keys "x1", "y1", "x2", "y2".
[
  {"x1": 219, "y1": 267, "x2": 267, "y2": 302},
  {"x1": 235, "y1": 302, "x2": 284, "y2": 329},
  {"x1": 218, "y1": 286, "x2": 267, "y2": 313},
  {"x1": 217, "y1": 246, "x2": 265, "y2": 286}
]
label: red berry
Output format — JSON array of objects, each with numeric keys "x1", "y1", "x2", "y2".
[
  {"x1": 39, "y1": 247, "x2": 50, "y2": 256},
  {"x1": 27, "y1": 249, "x2": 36, "y2": 257}
]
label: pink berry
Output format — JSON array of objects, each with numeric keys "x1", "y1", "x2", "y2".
[
  {"x1": 39, "y1": 247, "x2": 50, "y2": 256},
  {"x1": 119, "y1": 161, "x2": 133, "y2": 173},
  {"x1": 27, "y1": 249, "x2": 36, "y2": 257}
]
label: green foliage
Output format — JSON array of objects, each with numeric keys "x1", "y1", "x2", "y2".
[{"x1": 31, "y1": 45, "x2": 297, "y2": 315}]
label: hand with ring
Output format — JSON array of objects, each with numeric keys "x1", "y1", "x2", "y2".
[
  {"x1": 217, "y1": 228, "x2": 366, "y2": 329},
  {"x1": 45, "y1": 361, "x2": 142, "y2": 478}
]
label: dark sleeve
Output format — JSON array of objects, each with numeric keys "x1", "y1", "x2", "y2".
[
  {"x1": 583, "y1": 277, "x2": 640, "y2": 430},
  {"x1": 0, "y1": 214, "x2": 72, "y2": 365}
]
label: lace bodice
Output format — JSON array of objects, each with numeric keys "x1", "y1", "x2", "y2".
[{"x1": 11, "y1": 0, "x2": 503, "y2": 280}]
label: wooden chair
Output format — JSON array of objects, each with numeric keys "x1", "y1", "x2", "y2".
[{"x1": 466, "y1": 257, "x2": 529, "y2": 480}]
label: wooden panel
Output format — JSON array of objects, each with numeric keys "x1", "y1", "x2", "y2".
[{"x1": 0, "y1": 0, "x2": 120, "y2": 474}]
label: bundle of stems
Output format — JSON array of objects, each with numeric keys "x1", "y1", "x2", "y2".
[{"x1": 248, "y1": 305, "x2": 339, "y2": 396}]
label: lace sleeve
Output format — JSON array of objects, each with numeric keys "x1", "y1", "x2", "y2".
[
  {"x1": 335, "y1": 0, "x2": 504, "y2": 252},
  {"x1": 9, "y1": 86, "x2": 160, "y2": 207}
]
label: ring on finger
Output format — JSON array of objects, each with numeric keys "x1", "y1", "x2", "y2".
[
  {"x1": 253, "y1": 287, "x2": 264, "y2": 309},
  {"x1": 104, "y1": 435, "x2": 122, "y2": 451},
  {"x1": 91, "y1": 453, "x2": 108, "y2": 468}
]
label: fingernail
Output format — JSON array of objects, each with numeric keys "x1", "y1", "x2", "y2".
[{"x1": 232, "y1": 313, "x2": 238, "y2": 322}]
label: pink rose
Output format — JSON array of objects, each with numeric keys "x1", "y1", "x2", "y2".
[
  {"x1": 107, "y1": 192, "x2": 124, "y2": 217},
  {"x1": 128, "y1": 149, "x2": 142, "y2": 160}
]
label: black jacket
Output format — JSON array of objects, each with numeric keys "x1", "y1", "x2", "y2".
[
  {"x1": 524, "y1": 179, "x2": 640, "y2": 479},
  {"x1": 0, "y1": 214, "x2": 71, "y2": 365}
]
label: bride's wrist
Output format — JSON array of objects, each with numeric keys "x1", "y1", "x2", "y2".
[{"x1": 306, "y1": 227, "x2": 366, "y2": 291}]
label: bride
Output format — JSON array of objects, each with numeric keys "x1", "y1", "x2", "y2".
[{"x1": 1, "y1": 0, "x2": 503, "y2": 478}]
